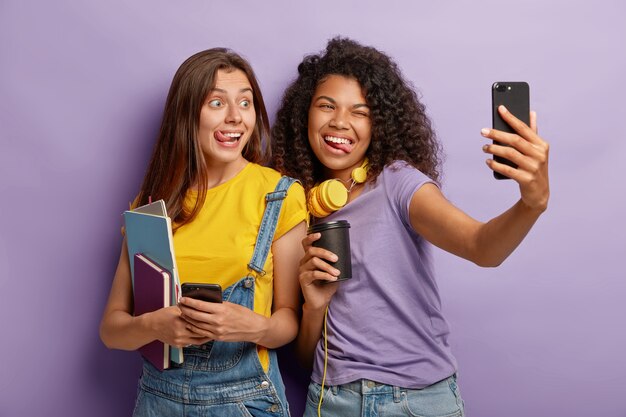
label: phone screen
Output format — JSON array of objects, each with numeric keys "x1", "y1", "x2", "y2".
[{"x1": 492, "y1": 81, "x2": 530, "y2": 180}]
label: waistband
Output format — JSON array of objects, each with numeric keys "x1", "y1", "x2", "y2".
[
  {"x1": 334, "y1": 379, "x2": 402, "y2": 400},
  {"x1": 327, "y1": 374, "x2": 458, "y2": 396}
]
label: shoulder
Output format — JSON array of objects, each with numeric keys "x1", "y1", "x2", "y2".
[
  {"x1": 381, "y1": 161, "x2": 434, "y2": 184},
  {"x1": 247, "y1": 164, "x2": 304, "y2": 195},
  {"x1": 376, "y1": 161, "x2": 438, "y2": 219},
  {"x1": 255, "y1": 166, "x2": 306, "y2": 240},
  {"x1": 377, "y1": 161, "x2": 437, "y2": 195},
  {"x1": 246, "y1": 163, "x2": 282, "y2": 184}
]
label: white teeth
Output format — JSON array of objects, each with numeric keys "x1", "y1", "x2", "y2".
[
  {"x1": 223, "y1": 132, "x2": 242, "y2": 138},
  {"x1": 325, "y1": 136, "x2": 351, "y2": 145}
]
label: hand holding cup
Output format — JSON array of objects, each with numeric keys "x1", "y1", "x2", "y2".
[{"x1": 298, "y1": 220, "x2": 352, "y2": 310}]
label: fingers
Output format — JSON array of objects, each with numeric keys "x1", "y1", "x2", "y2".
[
  {"x1": 483, "y1": 130, "x2": 536, "y2": 159},
  {"x1": 482, "y1": 128, "x2": 548, "y2": 166},
  {"x1": 184, "y1": 322, "x2": 216, "y2": 339},
  {"x1": 485, "y1": 157, "x2": 528, "y2": 182},
  {"x1": 301, "y1": 233, "x2": 320, "y2": 250},
  {"x1": 481, "y1": 107, "x2": 550, "y2": 209},
  {"x1": 304, "y1": 246, "x2": 339, "y2": 267},
  {"x1": 300, "y1": 268, "x2": 339, "y2": 285},
  {"x1": 181, "y1": 314, "x2": 210, "y2": 329},
  {"x1": 496, "y1": 105, "x2": 542, "y2": 146},
  {"x1": 482, "y1": 123, "x2": 540, "y2": 158},
  {"x1": 483, "y1": 140, "x2": 535, "y2": 174},
  {"x1": 299, "y1": 246, "x2": 340, "y2": 284},
  {"x1": 168, "y1": 315, "x2": 212, "y2": 347},
  {"x1": 530, "y1": 110, "x2": 537, "y2": 133},
  {"x1": 300, "y1": 237, "x2": 338, "y2": 264},
  {"x1": 302, "y1": 234, "x2": 339, "y2": 261},
  {"x1": 178, "y1": 305, "x2": 223, "y2": 340},
  {"x1": 483, "y1": 141, "x2": 544, "y2": 182},
  {"x1": 178, "y1": 300, "x2": 223, "y2": 334},
  {"x1": 179, "y1": 296, "x2": 221, "y2": 312},
  {"x1": 299, "y1": 234, "x2": 340, "y2": 282},
  {"x1": 180, "y1": 302, "x2": 258, "y2": 343},
  {"x1": 481, "y1": 108, "x2": 548, "y2": 174}
]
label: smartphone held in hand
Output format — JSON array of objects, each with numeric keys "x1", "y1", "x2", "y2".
[
  {"x1": 181, "y1": 283, "x2": 223, "y2": 303},
  {"x1": 492, "y1": 81, "x2": 530, "y2": 180}
]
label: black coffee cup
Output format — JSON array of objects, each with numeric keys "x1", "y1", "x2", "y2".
[{"x1": 307, "y1": 220, "x2": 352, "y2": 281}]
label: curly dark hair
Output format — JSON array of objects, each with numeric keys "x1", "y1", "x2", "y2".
[{"x1": 271, "y1": 37, "x2": 443, "y2": 191}]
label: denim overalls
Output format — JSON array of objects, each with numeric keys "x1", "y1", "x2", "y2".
[{"x1": 133, "y1": 177, "x2": 297, "y2": 417}]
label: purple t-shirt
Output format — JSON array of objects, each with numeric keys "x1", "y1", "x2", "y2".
[{"x1": 311, "y1": 162, "x2": 457, "y2": 389}]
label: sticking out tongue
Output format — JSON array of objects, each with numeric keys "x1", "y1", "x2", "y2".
[
  {"x1": 215, "y1": 131, "x2": 240, "y2": 143},
  {"x1": 325, "y1": 137, "x2": 353, "y2": 153}
]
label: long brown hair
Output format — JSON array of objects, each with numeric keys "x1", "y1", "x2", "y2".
[{"x1": 136, "y1": 48, "x2": 270, "y2": 229}]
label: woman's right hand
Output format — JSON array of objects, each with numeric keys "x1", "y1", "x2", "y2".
[
  {"x1": 298, "y1": 233, "x2": 341, "y2": 311},
  {"x1": 100, "y1": 239, "x2": 212, "y2": 351},
  {"x1": 146, "y1": 305, "x2": 212, "y2": 348}
]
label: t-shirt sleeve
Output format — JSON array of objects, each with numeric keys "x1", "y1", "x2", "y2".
[
  {"x1": 384, "y1": 162, "x2": 438, "y2": 227},
  {"x1": 273, "y1": 181, "x2": 307, "y2": 241}
]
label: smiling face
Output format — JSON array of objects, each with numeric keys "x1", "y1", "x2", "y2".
[
  {"x1": 198, "y1": 68, "x2": 256, "y2": 168},
  {"x1": 307, "y1": 75, "x2": 372, "y2": 181}
]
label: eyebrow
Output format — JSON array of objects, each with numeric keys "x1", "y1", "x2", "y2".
[
  {"x1": 211, "y1": 87, "x2": 253, "y2": 94},
  {"x1": 314, "y1": 95, "x2": 369, "y2": 109}
]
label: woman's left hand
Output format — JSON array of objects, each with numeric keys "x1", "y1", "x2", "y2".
[
  {"x1": 482, "y1": 106, "x2": 550, "y2": 212},
  {"x1": 178, "y1": 297, "x2": 265, "y2": 343}
]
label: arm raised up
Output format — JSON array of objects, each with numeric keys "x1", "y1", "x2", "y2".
[{"x1": 410, "y1": 107, "x2": 549, "y2": 267}]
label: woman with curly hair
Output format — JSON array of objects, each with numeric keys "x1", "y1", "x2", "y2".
[{"x1": 272, "y1": 37, "x2": 550, "y2": 416}]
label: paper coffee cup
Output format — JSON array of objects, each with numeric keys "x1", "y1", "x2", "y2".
[{"x1": 307, "y1": 220, "x2": 352, "y2": 281}]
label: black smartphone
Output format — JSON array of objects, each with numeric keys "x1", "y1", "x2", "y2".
[
  {"x1": 491, "y1": 81, "x2": 530, "y2": 180},
  {"x1": 181, "y1": 283, "x2": 223, "y2": 303}
]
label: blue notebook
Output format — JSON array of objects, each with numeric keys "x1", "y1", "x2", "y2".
[{"x1": 124, "y1": 200, "x2": 183, "y2": 364}]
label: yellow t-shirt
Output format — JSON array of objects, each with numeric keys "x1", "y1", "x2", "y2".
[{"x1": 173, "y1": 163, "x2": 306, "y2": 370}]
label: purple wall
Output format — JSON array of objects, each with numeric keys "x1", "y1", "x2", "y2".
[{"x1": 1, "y1": 1, "x2": 625, "y2": 416}]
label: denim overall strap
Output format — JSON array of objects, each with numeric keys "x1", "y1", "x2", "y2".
[{"x1": 247, "y1": 176, "x2": 298, "y2": 275}]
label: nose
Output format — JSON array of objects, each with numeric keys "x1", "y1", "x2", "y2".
[
  {"x1": 329, "y1": 109, "x2": 349, "y2": 129},
  {"x1": 225, "y1": 104, "x2": 242, "y2": 124}
]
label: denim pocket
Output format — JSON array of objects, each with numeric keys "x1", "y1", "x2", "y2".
[
  {"x1": 184, "y1": 340, "x2": 246, "y2": 372},
  {"x1": 132, "y1": 387, "x2": 182, "y2": 417},
  {"x1": 401, "y1": 376, "x2": 463, "y2": 417},
  {"x1": 305, "y1": 382, "x2": 322, "y2": 408},
  {"x1": 238, "y1": 397, "x2": 286, "y2": 417}
]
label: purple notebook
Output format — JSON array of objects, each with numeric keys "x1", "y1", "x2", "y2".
[{"x1": 133, "y1": 253, "x2": 171, "y2": 370}]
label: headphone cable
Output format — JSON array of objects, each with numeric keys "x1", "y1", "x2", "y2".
[{"x1": 317, "y1": 305, "x2": 329, "y2": 417}]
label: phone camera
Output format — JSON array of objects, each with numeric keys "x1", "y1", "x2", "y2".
[{"x1": 495, "y1": 83, "x2": 507, "y2": 92}]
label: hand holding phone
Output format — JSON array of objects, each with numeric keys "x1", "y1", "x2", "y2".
[
  {"x1": 491, "y1": 81, "x2": 530, "y2": 179},
  {"x1": 181, "y1": 283, "x2": 223, "y2": 303}
]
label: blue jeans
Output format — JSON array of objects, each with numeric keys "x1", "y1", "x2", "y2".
[{"x1": 303, "y1": 375, "x2": 464, "y2": 417}]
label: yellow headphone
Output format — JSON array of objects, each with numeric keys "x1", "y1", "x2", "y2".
[{"x1": 307, "y1": 158, "x2": 369, "y2": 218}]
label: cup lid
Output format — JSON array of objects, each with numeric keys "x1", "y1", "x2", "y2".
[{"x1": 307, "y1": 220, "x2": 350, "y2": 234}]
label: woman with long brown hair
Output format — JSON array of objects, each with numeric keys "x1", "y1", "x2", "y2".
[{"x1": 100, "y1": 48, "x2": 306, "y2": 416}]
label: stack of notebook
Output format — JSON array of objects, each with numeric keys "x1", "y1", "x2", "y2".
[{"x1": 124, "y1": 200, "x2": 183, "y2": 370}]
